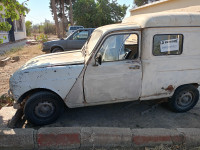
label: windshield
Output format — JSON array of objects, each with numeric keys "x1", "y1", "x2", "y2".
[
  {"x1": 70, "y1": 26, "x2": 83, "y2": 30},
  {"x1": 86, "y1": 30, "x2": 103, "y2": 55}
]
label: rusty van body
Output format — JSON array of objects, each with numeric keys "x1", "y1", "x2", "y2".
[{"x1": 9, "y1": 12, "x2": 200, "y2": 125}]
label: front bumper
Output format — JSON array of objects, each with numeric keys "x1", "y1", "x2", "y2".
[
  {"x1": 42, "y1": 44, "x2": 51, "y2": 53},
  {"x1": 8, "y1": 89, "x2": 20, "y2": 109},
  {"x1": 42, "y1": 47, "x2": 50, "y2": 53}
]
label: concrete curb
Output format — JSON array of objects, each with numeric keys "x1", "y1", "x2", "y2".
[{"x1": 0, "y1": 127, "x2": 200, "y2": 149}]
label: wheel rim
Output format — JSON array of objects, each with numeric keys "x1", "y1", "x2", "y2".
[
  {"x1": 176, "y1": 91, "x2": 194, "y2": 108},
  {"x1": 34, "y1": 101, "x2": 55, "y2": 118}
]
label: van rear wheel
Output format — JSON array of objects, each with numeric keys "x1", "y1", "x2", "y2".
[
  {"x1": 24, "y1": 91, "x2": 64, "y2": 125},
  {"x1": 168, "y1": 85, "x2": 199, "y2": 112}
]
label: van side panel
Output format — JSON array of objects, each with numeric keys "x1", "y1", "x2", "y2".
[{"x1": 141, "y1": 27, "x2": 200, "y2": 100}]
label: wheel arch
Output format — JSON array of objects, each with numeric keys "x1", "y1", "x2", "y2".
[
  {"x1": 17, "y1": 88, "x2": 64, "y2": 104},
  {"x1": 174, "y1": 83, "x2": 199, "y2": 92},
  {"x1": 50, "y1": 46, "x2": 64, "y2": 53}
]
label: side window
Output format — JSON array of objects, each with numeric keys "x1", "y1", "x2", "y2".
[
  {"x1": 99, "y1": 33, "x2": 138, "y2": 62},
  {"x1": 73, "y1": 30, "x2": 89, "y2": 40},
  {"x1": 153, "y1": 34, "x2": 183, "y2": 56}
]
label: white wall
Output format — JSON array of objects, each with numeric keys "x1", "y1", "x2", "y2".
[
  {"x1": 14, "y1": 32, "x2": 26, "y2": 41},
  {"x1": 14, "y1": 15, "x2": 26, "y2": 41}
]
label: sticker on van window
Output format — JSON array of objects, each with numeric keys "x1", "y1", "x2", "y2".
[{"x1": 160, "y1": 38, "x2": 179, "y2": 52}]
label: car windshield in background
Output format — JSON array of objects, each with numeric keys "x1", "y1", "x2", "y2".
[
  {"x1": 87, "y1": 30, "x2": 103, "y2": 55},
  {"x1": 70, "y1": 26, "x2": 84, "y2": 30}
]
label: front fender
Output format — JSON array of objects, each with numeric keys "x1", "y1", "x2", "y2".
[{"x1": 9, "y1": 65, "x2": 84, "y2": 101}]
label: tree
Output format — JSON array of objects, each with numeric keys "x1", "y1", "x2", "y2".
[
  {"x1": 0, "y1": 0, "x2": 29, "y2": 43},
  {"x1": 25, "y1": 21, "x2": 32, "y2": 36},
  {"x1": 69, "y1": 0, "x2": 73, "y2": 25},
  {"x1": 51, "y1": 0, "x2": 61, "y2": 38},
  {"x1": 73, "y1": 0, "x2": 97, "y2": 27},
  {"x1": 73, "y1": 0, "x2": 128, "y2": 28},
  {"x1": 50, "y1": 0, "x2": 75, "y2": 38},
  {"x1": 134, "y1": 0, "x2": 160, "y2": 7},
  {"x1": 61, "y1": 0, "x2": 65, "y2": 37}
]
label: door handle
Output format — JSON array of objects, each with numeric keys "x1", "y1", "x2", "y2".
[{"x1": 129, "y1": 65, "x2": 140, "y2": 69}]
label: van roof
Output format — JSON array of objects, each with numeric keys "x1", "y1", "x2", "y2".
[
  {"x1": 95, "y1": 12, "x2": 200, "y2": 35},
  {"x1": 123, "y1": 12, "x2": 200, "y2": 28},
  {"x1": 96, "y1": 23, "x2": 140, "y2": 34}
]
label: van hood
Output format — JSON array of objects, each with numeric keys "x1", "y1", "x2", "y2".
[{"x1": 21, "y1": 50, "x2": 84, "y2": 70}]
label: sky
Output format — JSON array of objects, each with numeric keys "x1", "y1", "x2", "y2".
[{"x1": 18, "y1": 0, "x2": 134, "y2": 25}]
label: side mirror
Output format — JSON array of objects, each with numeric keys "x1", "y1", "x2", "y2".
[{"x1": 95, "y1": 53, "x2": 102, "y2": 66}]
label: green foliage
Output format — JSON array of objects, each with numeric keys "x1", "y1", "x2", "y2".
[
  {"x1": 25, "y1": 20, "x2": 32, "y2": 36},
  {"x1": 134, "y1": 0, "x2": 160, "y2": 6},
  {"x1": 0, "y1": 0, "x2": 29, "y2": 19},
  {"x1": 43, "y1": 22, "x2": 56, "y2": 34},
  {"x1": 0, "y1": 0, "x2": 29, "y2": 44},
  {"x1": 73, "y1": 0, "x2": 97, "y2": 27},
  {"x1": 0, "y1": 22, "x2": 11, "y2": 32},
  {"x1": 36, "y1": 34, "x2": 48, "y2": 43},
  {"x1": 73, "y1": 0, "x2": 128, "y2": 28},
  {"x1": 134, "y1": 0, "x2": 148, "y2": 6}
]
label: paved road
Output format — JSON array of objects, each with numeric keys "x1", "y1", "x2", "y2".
[
  {"x1": 0, "y1": 40, "x2": 26, "y2": 55},
  {"x1": 20, "y1": 99, "x2": 200, "y2": 129}
]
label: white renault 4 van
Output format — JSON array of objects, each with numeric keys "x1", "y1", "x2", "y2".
[{"x1": 9, "y1": 12, "x2": 200, "y2": 125}]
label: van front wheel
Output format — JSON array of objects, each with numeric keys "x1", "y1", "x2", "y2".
[
  {"x1": 168, "y1": 85, "x2": 199, "y2": 112},
  {"x1": 24, "y1": 91, "x2": 64, "y2": 125}
]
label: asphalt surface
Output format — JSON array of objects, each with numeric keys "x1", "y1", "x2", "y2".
[
  {"x1": 20, "y1": 99, "x2": 200, "y2": 129},
  {"x1": 0, "y1": 39, "x2": 27, "y2": 55}
]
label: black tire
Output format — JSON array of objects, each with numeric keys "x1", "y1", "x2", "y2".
[
  {"x1": 51, "y1": 47, "x2": 63, "y2": 53},
  {"x1": 24, "y1": 91, "x2": 64, "y2": 125},
  {"x1": 168, "y1": 85, "x2": 199, "y2": 112}
]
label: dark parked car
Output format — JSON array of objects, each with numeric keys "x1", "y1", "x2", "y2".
[{"x1": 42, "y1": 28, "x2": 95, "y2": 53}]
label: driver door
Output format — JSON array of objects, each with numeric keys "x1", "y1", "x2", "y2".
[{"x1": 84, "y1": 31, "x2": 142, "y2": 104}]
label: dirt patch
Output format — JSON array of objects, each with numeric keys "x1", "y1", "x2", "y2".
[{"x1": 0, "y1": 44, "x2": 45, "y2": 101}]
